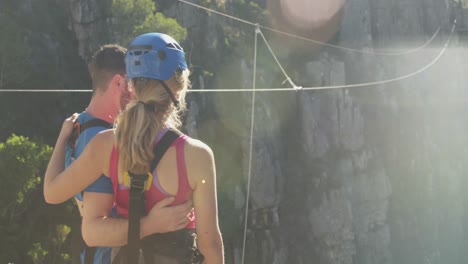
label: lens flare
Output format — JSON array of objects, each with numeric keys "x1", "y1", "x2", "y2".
[
  {"x1": 278, "y1": 0, "x2": 345, "y2": 30},
  {"x1": 266, "y1": 0, "x2": 346, "y2": 51}
]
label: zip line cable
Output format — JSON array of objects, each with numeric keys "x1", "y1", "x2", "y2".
[
  {"x1": 257, "y1": 28, "x2": 300, "y2": 88},
  {"x1": 0, "y1": 89, "x2": 92, "y2": 93},
  {"x1": 301, "y1": 22, "x2": 456, "y2": 91},
  {"x1": 175, "y1": 0, "x2": 446, "y2": 57},
  {"x1": 190, "y1": 21, "x2": 455, "y2": 92},
  {"x1": 240, "y1": 28, "x2": 259, "y2": 264},
  {"x1": 191, "y1": 19, "x2": 455, "y2": 93},
  {"x1": 0, "y1": 21, "x2": 454, "y2": 94}
]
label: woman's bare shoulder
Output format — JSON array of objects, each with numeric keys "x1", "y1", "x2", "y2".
[
  {"x1": 184, "y1": 136, "x2": 214, "y2": 161},
  {"x1": 93, "y1": 129, "x2": 115, "y2": 143},
  {"x1": 183, "y1": 136, "x2": 215, "y2": 185},
  {"x1": 86, "y1": 129, "x2": 115, "y2": 154}
]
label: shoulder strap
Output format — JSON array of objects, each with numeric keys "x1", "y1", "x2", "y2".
[
  {"x1": 150, "y1": 130, "x2": 181, "y2": 172},
  {"x1": 80, "y1": 118, "x2": 113, "y2": 132},
  {"x1": 69, "y1": 118, "x2": 113, "y2": 157},
  {"x1": 126, "y1": 129, "x2": 182, "y2": 263},
  {"x1": 83, "y1": 246, "x2": 96, "y2": 264}
]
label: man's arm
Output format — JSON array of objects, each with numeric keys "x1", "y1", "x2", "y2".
[{"x1": 82, "y1": 192, "x2": 193, "y2": 247}]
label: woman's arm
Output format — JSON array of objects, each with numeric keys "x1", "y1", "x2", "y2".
[
  {"x1": 188, "y1": 140, "x2": 224, "y2": 264},
  {"x1": 82, "y1": 193, "x2": 193, "y2": 247},
  {"x1": 44, "y1": 115, "x2": 108, "y2": 204}
]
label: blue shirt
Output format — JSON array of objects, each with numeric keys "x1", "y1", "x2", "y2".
[{"x1": 65, "y1": 111, "x2": 113, "y2": 264}]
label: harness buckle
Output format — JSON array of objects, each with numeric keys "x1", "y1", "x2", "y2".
[{"x1": 124, "y1": 171, "x2": 153, "y2": 191}]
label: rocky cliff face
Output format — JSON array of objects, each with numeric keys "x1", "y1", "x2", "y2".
[
  {"x1": 66, "y1": 0, "x2": 112, "y2": 59},
  {"x1": 63, "y1": 0, "x2": 468, "y2": 263},
  {"x1": 211, "y1": 0, "x2": 466, "y2": 263},
  {"x1": 0, "y1": 0, "x2": 90, "y2": 143},
  {"x1": 281, "y1": 0, "x2": 467, "y2": 263}
]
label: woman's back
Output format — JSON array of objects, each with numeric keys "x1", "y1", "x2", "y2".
[{"x1": 109, "y1": 129, "x2": 196, "y2": 228}]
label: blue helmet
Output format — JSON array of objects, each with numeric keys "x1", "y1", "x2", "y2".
[{"x1": 125, "y1": 33, "x2": 187, "y2": 81}]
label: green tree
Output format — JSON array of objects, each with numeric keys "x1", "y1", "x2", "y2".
[
  {"x1": 0, "y1": 135, "x2": 76, "y2": 263},
  {"x1": 110, "y1": 0, "x2": 187, "y2": 46}
]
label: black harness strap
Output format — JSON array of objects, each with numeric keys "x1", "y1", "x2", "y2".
[
  {"x1": 127, "y1": 173, "x2": 149, "y2": 263},
  {"x1": 84, "y1": 246, "x2": 96, "y2": 264},
  {"x1": 150, "y1": 130, "x2": 181, "y2": 172},
  {"x1": 80, "y1": 118, "x2": 113, "y2": 131},
  {"x1": 69, "y1": 118, "x2": 113, "y2": 158},
  {"x1": 126, "y1": 129, "x2": 181, "y2": 263}
]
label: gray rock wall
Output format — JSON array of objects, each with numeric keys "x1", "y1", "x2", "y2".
[
  {"x1": 214, "y1": 0, "x2": 468, "y2": 263},
  {"x1": 66, "y1": 0, "x2": 111, "y2": 59}
]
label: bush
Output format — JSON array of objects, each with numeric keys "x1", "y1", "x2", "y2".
[{"x1": 0, "y1": 135, "x2": 76, "y2": 264}]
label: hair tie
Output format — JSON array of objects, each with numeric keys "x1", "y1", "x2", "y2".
[{"x1": 137, "y1": 101, "x2": 157, "y2": 112}]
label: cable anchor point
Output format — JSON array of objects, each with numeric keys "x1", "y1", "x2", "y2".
[{"x1": 255, "y1": 24, "x2": 261, "y2": 34}]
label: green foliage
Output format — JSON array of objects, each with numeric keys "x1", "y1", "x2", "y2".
[
  {"x1": 455, "y1": 0, "x2": 468, "y2": 9},
  {"x1": 0, "y1": 135, "x2": 51, "y2": 209},
  {"x1": 231, "y1": 0, "x2": 267, "y2": 24},
  {"x1": 27, "y1": 243, "x2": 48, "y2": 263},
  {"x1": 110, "y1": 0, "x2": 187, "y2": 46},
  {"x1": 134, "y1": 13, "x2": 187, "y2": 42},
  {"x1": 0, "y1": 135, "x2": 75, "y2": 263},
  {"x1": 190, "y1": 0, "x2": 268, "y2": 88},
  {"x1": 228, "y1": 0, "x2": 267, "y2": 54}
]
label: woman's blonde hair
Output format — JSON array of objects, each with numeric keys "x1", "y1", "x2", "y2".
[{"x1": 115, "y1": 69, "x2": 190, "y2": 176}]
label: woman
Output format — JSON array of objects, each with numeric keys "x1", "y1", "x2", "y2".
[{"x1": 44, "y1": 33, "x2": 224, "y2": 264}]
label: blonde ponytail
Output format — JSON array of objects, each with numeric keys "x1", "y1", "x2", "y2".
[{"x1": 115, "y1": 70, "x2": 190, "y2": 179}]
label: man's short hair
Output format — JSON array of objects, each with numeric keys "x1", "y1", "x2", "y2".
[{"x1": 88, "y1": 44, "x2": 127, "y2": 93}]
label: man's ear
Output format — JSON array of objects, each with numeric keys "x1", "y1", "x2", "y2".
[{"x1": 111, "y1": 74, "x2": 125, "y2": 91}]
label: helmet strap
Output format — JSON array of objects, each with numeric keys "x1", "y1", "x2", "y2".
[{"x1": 159, "y1": 80, "x2": 179, "y2": 107}]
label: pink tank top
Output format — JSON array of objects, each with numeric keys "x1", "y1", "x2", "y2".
[{"x1": 109, "y1": 130, "x2": 195, "y2": 229}]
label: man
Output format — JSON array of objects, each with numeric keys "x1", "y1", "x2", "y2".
[{"x1": 65, "y1": 44, "x2": 192, "y2": 264}]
